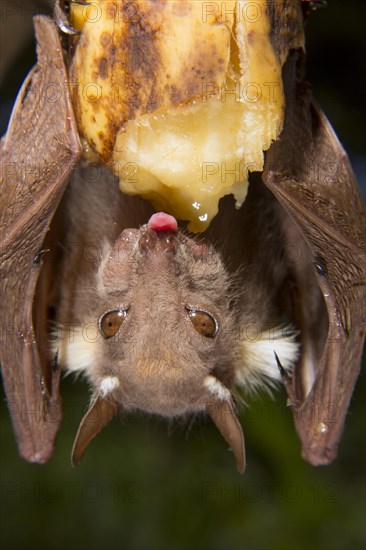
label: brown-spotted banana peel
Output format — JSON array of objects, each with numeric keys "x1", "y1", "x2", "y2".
[{"x1": 69, "y1": 0, "x2": 304, "y2": 231}]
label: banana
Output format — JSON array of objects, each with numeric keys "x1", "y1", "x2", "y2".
[{"x1": 69, "y1": 0, "x2": 304, "y2": 231}]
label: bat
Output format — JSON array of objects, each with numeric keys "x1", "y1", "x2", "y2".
[{"x1": 1, "y1": 7, "x2": 365, "y2": 471}]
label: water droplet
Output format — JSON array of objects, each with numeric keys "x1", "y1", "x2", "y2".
[
  {"x1": 199, "y1": 213, "x2": 208, "y2": 222},
  {"x1": 313, "y1": 257, "x2": 327, "y2": 277},
  {"x1": 316, "y1": 422, "x2": 328, "y2": 434}
]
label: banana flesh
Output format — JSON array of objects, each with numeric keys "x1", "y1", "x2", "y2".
[{"x1": 70, "y1": 0, "x2": 304, "y2": 231}]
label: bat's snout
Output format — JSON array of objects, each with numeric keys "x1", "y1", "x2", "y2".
[{"x1": 139, "y1": 213, "x2": 179, "y2": 256}]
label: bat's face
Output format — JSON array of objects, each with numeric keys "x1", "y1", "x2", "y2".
[
  {"x1": 55, "y1": 208, "x2": 300, "y2": 470},
  {"x1": 57, "y1": 212, "x2": 246, "y2": 469},
  {"x1": 83, "y1": 212, "x2": 239, "y2": 416}
]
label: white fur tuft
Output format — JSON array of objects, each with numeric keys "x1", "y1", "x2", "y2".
[
  {"x1": 50, "y1": 325, "x2": 96, "y2": 374},
  {"x1": 100, "y1": 376, "x2": 120, "y2": 397},
  {"x1": 236, "y1": 325, "x2": 299, "y2": 391},
  {"x1": 204, "y1": 375, "x2": 231, "y2": 401}
]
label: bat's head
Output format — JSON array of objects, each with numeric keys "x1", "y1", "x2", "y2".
[{"x1": 61, "y1": 213, "x2": 245, "y2": 470}]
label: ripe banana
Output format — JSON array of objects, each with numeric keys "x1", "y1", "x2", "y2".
[{"x1": 69, "y1": 0, "x2": 304, "y2": 231}]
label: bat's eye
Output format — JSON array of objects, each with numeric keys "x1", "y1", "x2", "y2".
[
  {"x1": 99, "y1": 310, "x2": 126, "y2": 339},
  {"x1": 187, "y1": 309, "x2": 218, "y2": 338}
]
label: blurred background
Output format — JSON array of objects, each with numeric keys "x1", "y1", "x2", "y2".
[{"x1": 1, "y1": 1, "x2": 365, "y2": 549}]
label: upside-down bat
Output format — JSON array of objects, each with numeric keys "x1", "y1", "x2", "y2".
[{"x1": 0, "y1": 2, "x2": 365, "y2": 472}]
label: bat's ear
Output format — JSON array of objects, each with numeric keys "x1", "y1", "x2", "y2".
[
  {"x1": 204, "y1": 376, "x2": 246, "y2": 473},
  {"x1": 72, "y1": 395, "x2": 118, "y2": 466}
]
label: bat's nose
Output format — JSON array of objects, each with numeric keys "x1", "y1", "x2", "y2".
[
  {"x1": 147, "y1": 212, "x2": 178, "y2": 232},
  {"x1": 139, "y1": 213, "x2": 179, "y2": 255}
]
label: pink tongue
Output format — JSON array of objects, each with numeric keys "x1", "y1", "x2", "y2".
[{"x1": 148, "y1": 212, "x2": 178, "y2": 232}]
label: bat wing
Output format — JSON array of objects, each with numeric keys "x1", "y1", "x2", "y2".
[
  {"x1": 0, "y1": 16, "x2": 81, "y2": 462},
  {"x1": 263, "y1": 51, "x2": 366, "y2": 464}
]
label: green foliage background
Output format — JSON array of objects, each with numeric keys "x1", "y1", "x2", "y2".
[
  {"x1": 1, "y1": 376, "x2": 365, "y2": 550},
  {"x1": 1, "y1": 1, "x2": 365, "y2": 549}
]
